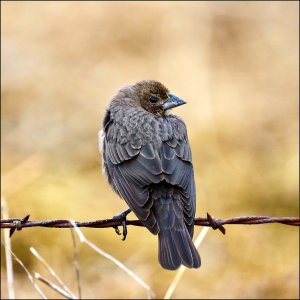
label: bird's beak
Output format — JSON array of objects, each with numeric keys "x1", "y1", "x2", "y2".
[{"x1": 163, "y1": 93, "x2": 187, "y2": 111}]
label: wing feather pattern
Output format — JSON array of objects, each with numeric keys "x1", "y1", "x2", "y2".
[{"x1": 102, "y1": 112, "x2": 196, "y2": 237}]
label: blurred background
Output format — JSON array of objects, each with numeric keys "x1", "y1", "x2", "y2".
[{"x1": 1, "y1": 1, "x2": 299, "y2": 299}]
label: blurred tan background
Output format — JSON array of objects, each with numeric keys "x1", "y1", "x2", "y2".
[{"x1": 1, "y1": 1, "x2": 299, "y2": 299}]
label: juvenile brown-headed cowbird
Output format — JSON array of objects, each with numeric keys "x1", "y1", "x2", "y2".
[{"x1": 100, "y1": 80, "x2": 200, "y2": 270}]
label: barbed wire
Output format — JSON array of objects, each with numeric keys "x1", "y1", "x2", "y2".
[{"x1": 1, "y1": 213, "x2": 299, "y2": 238}]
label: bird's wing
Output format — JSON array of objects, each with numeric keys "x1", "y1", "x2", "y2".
[
  {"x1": 161, "y1": 116, "x2": 196, "y2": 237},
  {"x1": 102, "y1": 110, "x2": 162, "y2": 234},
  {"x1": 102, "y1": 111, "x2": 196, "y2": 236}
]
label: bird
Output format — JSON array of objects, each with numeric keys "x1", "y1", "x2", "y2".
[{"x1": 99, "y1": 80, "x2": 200, "y2": 270}]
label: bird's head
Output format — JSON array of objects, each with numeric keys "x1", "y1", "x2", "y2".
[{"x1": 126, "y1": 80, "x2": 187, "y2": 117}]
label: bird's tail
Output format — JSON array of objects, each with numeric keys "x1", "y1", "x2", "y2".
[
  {"x1": 152, "y1": 184, "x2": 201, "y2": 270},
  {"x1": 158, "y1": 225, "x2": 201, "y2": 270}
]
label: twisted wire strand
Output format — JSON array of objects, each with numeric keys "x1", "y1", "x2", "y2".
[{"x1": 1, "y1": 214, "x2": 299, "y2": 237}]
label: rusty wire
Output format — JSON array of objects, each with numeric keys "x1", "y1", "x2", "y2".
[{"x1": 1, "y1": 213, "x2": 299, "y2": 237}]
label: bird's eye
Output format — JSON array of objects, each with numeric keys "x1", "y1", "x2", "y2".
[{"x1": 149, "y1": 96, "x2": 158, "y2": 104}]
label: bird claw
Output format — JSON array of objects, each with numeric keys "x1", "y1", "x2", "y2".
[
  {"x1": 114, "y1": 226, "x2": 121, "y2": 236},
  {"x1": 112, "y1": 209, "x2": 131, "y2": 241}
]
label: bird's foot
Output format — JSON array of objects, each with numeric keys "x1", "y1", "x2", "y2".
[{"x1": 112, "y1": 208, "x2": 131, "y2": 241}]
